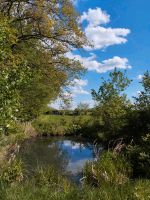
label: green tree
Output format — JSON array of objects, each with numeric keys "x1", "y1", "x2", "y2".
[
  {"x1": 127, "y1": 71, "x2": 150, "y2": 139},
  {"x1": 76, "y1": 102, "x2": 89, "y2": 115},
  {"x1": 0, "y1": 16, "x2": 32, "y2": 134},
  {"x1": 135, "y1": 71, "x2": 150, "y2": 110},
  {"x1": 92, "y1": 69, "x2": 132, "y2": 140},
  {"x1": 0, "y1": 0, "x2": 87, "y2": 123}
]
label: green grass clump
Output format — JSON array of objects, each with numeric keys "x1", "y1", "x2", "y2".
[
  {"x1": 0, "y1": 159, "x2": 24, "y2": 187},
  {"x1": 84, "y1": 151, "x2": 132, "y2": 186},
  {"x1": 133, "y1": 179, "x2": 150, "y2": 200},
  {"x1": 0, "y1": 165, "x2": 80, "y2": 200}
]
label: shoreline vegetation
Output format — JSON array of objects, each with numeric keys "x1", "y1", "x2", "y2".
[
  {"x1": 0, "y1": 0, "x2": 150, "y2": 199},
  {"x1": 0, "y1": 111, "x2": 150, "y2": 199}
]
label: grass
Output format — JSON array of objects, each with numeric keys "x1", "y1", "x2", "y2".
[
  {"x1": 1, "y1": 115, "x2": 150, "y2": 199},
  {"x1": 84, "y1": 151, "x2": 132, "y2": 186},
  {"x1": 0, "y1": 163, "x2": 150, "y2": 200},
  {"x1": 33, "y1": 114, "x2": 93, "y2": 136},
  {"x1": 0, "y1": 151, "x2": 150, "y2": 200},
  {"x1": 0, "y1": 122, "x2": 37, "y2": 165}
]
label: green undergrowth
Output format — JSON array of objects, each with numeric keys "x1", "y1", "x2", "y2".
[
  {"x1": 33, "y1": 114, "x2": 94, "y2": 136},
  {"x1": 0, "y1": 122, "x2": 37, "y2": 165},
  {"x1": 0, "y1": 152, "x2": 150, "y2": 200},
  {"x1": 84, "y1": 151, "x2": 132, "y2": 186}
]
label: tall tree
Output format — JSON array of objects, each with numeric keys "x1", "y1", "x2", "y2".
[
  {"x1": 135, "y1": 71, "x2": 150, "y2": 110},
  {"x1": 128, "y1": 71, "x2": 150, "y2": 139},
  {"x1": 0, "y1": 15, "x2": 32, "y2": 134},
  {"x1": 91, "y1": 69, "x2": 132, "y2": 140},
  {"x1": 0, "y1": 0, "x2": 87, "y2": 121},
  {"x1": 0, "y1": 1, "x2": 87, "y2": 134}
]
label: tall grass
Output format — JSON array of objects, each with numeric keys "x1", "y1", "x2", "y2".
[
  {"x1": 84, "y1": 151, "x2": 132, "y2": 186},
  {"x1": 0, "y1": 152, "x2": 150, "y2": 200}
]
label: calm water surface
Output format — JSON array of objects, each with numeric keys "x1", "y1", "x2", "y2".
[{"x1": 18, "y1": 137, "x2": 103, "y2": 183}]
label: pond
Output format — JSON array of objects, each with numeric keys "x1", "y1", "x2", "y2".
[{"x1": 17, "y1": 137, "x2": 103, "y2": 184}]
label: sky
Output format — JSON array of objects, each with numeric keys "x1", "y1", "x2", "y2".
[{"x1": 51, "y1": 0, "x2": 150, "y2": 109}]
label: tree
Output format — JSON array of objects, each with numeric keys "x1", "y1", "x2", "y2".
[
  {"x1": 0, "y1": 15, "x2": 33, "y2": 134},
  {"x1": 0, "y1": 0, "x2": 86, "y2": 81},
  {"x1": 0, "y1": 0, "x2": 87, "y2": 124},
  {"x1": 91, "y1": 69, "x2": 132, "y2": 140},
  {"x1": 134, "y1": 71, "x2": 150, "y2": 110},
  {"x1": 127, "y1": 71, "x2": 150, "y2": 139},
  {"x1": 76, "y1": 102, "x2": 89, "y2": 115},
  {"x1": 92, "y1": 69, "x2": 131, "y2": 104}
]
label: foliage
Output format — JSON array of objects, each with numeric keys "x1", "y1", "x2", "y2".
[
  {"x1": 133, "y1": 179, "x2": 150, "y2": 200},
  {"x1": 0, "y1": 64, "x2": 32, "y2": 134},
  {"x1": 91, "y1": 68, "x2": 131, "y2": 104},
  {"x1": 0, "y1": 159, "x2": 150, "y2": 200},
  {"x1": 75, "y1": 102, "x2": 90, "y2": 115},
  {"x1": 126, "y1": 133, "x2": 150, "y2": 178},
  {"x1": 0, "y1": 15, "x2": 33, "y2": 134},
  {"x1": 84, "y1": 151, "x2": 132, "y2": 186},
  {"x1": 0, "y1": 159, "x2": 24, "y2": 187},
  {"x1": 130, "y1": 71, "x2": 150, "y2": 138},
  {"x1": 0, "y1": 0, "x2": 87, "y2": 135},
  {"x1": 33, "y1": 114, "x2": 92, "y2": 136},
  {"x1": 91, "y1": 69, "x2": 132, "y2": 141},
  {"x1": 134, "y1": 71, "x2": 150, "y2": 110}
]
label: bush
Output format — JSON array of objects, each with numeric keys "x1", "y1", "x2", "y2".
[{"x1": 127, "y1": 133, "x2": 150, "y2": 178}]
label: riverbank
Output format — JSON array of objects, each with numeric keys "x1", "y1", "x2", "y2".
[
  {"x1": 1, "y1": 115, "x2": 150, "y2": 200},
  {"x1": 33, "y1": 114, "x2": 103, "y2": 141},
  {"x1": 0, "y1": 122, "x2": 37, "y2": 165},
  {"x1": 1, "y1": 152, "x2": 150, "y2": 200}
]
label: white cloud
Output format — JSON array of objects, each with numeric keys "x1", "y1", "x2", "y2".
[
  {"x1": 63, "y1": 141, "x2": 85, "y2": 149},
  {"x1": 79, "y1": 8, "x2": 130, "y2": 50},
  {"x1": 84, "y1": 26, "x2": 130, "y2": 50},
  {"x1": 137, "y1": 74, "x2": 143, "y2": 80},
  {"x1": 67, "y1": 52, "x2": 131, "y2": 73},
  {"x1": 71, "y1": 0, "x2": 78, "y2": 5},
  {"x1": 49, "y1": 78, "x2": 89, "y2": 109},
  {"x1": 72, "y1": 79, "x2": 88, "y2": 87},
  {"x1": 50, "y1": 98, "x2": 62, "y2": 110},
  {"x1": 80, "y1": 8, "x2": 110, "y2": 26},
  {"x1": 71, "y1": 0, "x2": 87, "y2": 6},
  {"x1": 70, "y1": 78, "x2": 89, "y2": 95}
]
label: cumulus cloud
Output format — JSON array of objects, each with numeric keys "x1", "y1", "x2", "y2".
[
  {"x1": 50, "y1": 78, "x2": 89, "y2": 109},
  {"x1": 70, "y1": 78, "x2": 89, "y2": 95},
  {"x1": 57, "y1": 79, "x2": 89, "y2": 98},
  {"x1": 79, "y1": 8, "x2": 130, "y2": 50},
  {"x1": 80, "y1": 7, "x2": 110, "y2": 26},
  {"x1": 67, "y1": 52, "x2": 131, "y2": 73},
  {"x1": 137, "y1": 74, "x2": 143, "y2": 80},
  {"x1": 84, "y1": 26, "x2": 130, "y2": 50}
]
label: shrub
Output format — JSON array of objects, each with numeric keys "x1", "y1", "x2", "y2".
[{"x1": 127, "y1": 133, "x2": 150, "y2": 178}]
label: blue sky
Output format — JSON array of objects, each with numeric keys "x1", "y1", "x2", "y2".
[{"x1": 52, "y1": 0, "x2": 150, "y2": 109}]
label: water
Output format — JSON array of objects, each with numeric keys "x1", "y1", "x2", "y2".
[{"x1": 18, "y1": 137, "x2": 103, "y2": 183}]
